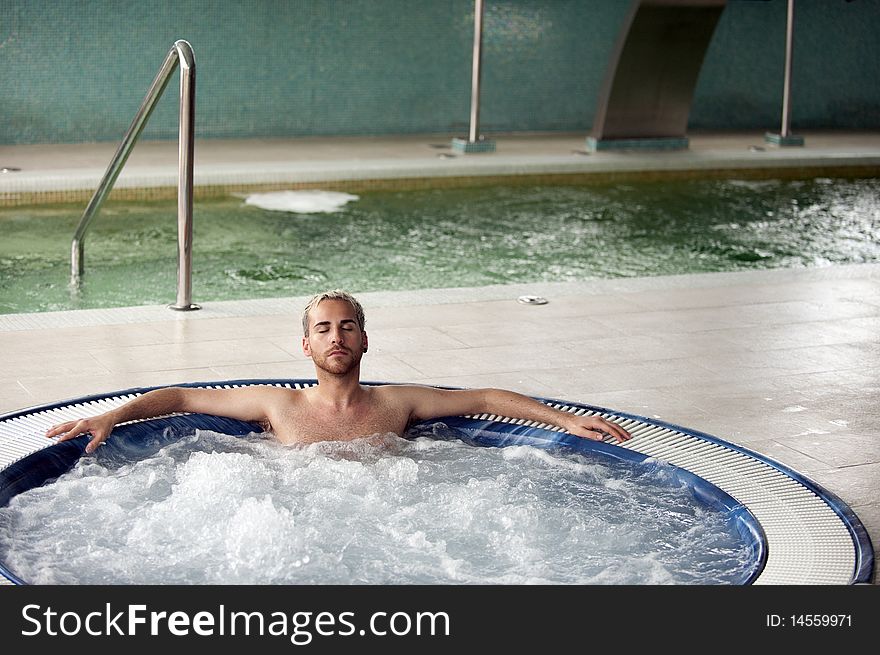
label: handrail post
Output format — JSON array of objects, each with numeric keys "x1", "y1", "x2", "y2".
[
  {"x1": 171, "y1": 41, "x2": 197, "y2": 310},
  {"x1": 70, "y1": 40, "x2": 199, "y2": 311}
]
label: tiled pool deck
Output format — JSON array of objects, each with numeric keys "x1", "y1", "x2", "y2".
[{"x1": 0, "y1": 131, "x2": 878, "y2": 582}]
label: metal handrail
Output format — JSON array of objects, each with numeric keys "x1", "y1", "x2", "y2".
[{"x1": 70, "y1": 39, "x2": 199, "y2": 311}]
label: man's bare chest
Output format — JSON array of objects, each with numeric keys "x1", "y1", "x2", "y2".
[{"x1": 270, "y1": 402, "x2": 409, "y2": 444}]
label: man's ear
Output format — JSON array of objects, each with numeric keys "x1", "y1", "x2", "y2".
[
  {"x1": 363, "y1": 332, "x2": 368, "y2": 353},
  {"x1": 302, "y1": 335, "x2": 312, "y2": 358}
]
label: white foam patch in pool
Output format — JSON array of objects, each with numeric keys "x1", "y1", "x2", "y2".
[
  {"x1": 0, "y1": 426, "x2": 754, "y2": 585},
  {"x1": 244, "y1": 190, "x2": 359, "y2": 213}
]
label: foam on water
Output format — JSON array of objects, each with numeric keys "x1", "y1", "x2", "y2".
[
  {"x1": 0, "y1": 427, "x2": 754, "y2": 584},
  {"x1": 244, "y1": 190, "x2": 359, "y2": 213}
]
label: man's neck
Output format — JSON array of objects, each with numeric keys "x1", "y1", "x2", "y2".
[{"x1": 313, "y1": 368, "x2": 366, "y2": 409}]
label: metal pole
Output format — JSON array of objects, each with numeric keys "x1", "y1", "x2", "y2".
[
  {"x1": 171, "y1": 40, "x2": 198, "y2": 311},
  {"x1": 70, "y1": 40, "x2": 198, "y2": 311},
  {"x1": 468, "y1": 0, "x2": 484, "y2": 143},
  {"x1": 780, "y1": 0, "x2": 795, "y2": 138},
  {"x1": 71, "y1": 46, "x2": 179, "y2": 284}
]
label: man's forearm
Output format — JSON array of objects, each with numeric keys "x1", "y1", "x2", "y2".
[
  {"x1": 478, "y1": 389, "x2": 576, "y2": 431},
  {"x1": 46, "y1": 386, "x2": 192, "y2": 454},
  {"x1": 105, "y1": 387, "x2": 188, "y2": 425},
  {"x1": 477, "y1": 388, "x2": 630, "y2": 443}
]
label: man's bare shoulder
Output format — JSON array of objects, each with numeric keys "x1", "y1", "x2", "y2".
[
  {"x1": 370, "y1": 383, "x2": 439, "y2": 401},
  {"x1": 370, "y1": 383, "x2": 471, "y2": 416},
  {"x1": 248, "y1": 384, "x2": 307, "y2": 401},
  {"x1": 220, "y1": 384, "x2": 306, "y2": 408}
]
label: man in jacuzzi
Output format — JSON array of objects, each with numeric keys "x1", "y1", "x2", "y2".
[{"x1": 46, "y1": 290, "x2": 631, "y2": 453}]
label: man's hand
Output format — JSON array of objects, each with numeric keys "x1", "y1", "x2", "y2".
[
  {"x1": 46, "y1": 414, "x2": 116, "y2": 454},
  {"x1": 565, "y1": 414, "x2": 631, "y2": 443}
]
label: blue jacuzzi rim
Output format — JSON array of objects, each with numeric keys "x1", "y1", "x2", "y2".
[{"x1": 0, "y1": 377, "x2": 873, "y2": 585}]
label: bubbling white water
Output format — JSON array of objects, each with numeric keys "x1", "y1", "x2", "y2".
[
  {"x1": 0, "y1": 427, "x2": 754, "y2": 584},
  {"x1": 244, "y1": 190, "x2": 359, "y2": 213}
]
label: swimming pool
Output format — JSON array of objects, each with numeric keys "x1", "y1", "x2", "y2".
[
  {"x1": 0, "y1": 380, "x2": 872, "y2": 585},
  {"x1": 2, "y1": 177, "x2": 878, "y2": 314}
]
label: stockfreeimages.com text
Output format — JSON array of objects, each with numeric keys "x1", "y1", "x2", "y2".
[{"x1": 22, "y1": 603, "x2": 450, "y2": 645}]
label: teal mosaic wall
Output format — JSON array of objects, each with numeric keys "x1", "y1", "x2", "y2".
[
  {"x1": 693, "y1": 0, "x2": 880, "y2": 129},
  {"x1": 1, "y1": 0, "x2": 877, "y2": 145}
]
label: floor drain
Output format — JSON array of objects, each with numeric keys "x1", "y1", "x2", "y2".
[{"x1": 517, "y1": 295, "x2": 548, "y2": 305}]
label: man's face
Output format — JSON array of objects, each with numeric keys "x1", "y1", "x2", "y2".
[{"x1": 302, "y1": 299, "x2": 368, "y2": 376}]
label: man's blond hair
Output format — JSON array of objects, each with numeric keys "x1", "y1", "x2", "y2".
[{"x1": 301, "y1": 290, "x2": 366, "y2": 336}]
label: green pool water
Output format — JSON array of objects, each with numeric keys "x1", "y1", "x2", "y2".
[{"x1": 1, "y1": 177, "x2": 878, "y2": 314}]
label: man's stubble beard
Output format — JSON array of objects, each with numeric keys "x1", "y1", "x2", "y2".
[{"x1": 312, "y1": 350, "x2": 362, "y2": 377}]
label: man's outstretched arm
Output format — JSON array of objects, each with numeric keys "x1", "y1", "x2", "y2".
[
  {"x1": 45, "y1": 386, "x2": 273, "y2": 454},
  {"x1": 401, "y1": 386, "x2": 631, "y2": 443}
]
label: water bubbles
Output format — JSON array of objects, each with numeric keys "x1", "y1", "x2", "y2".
[
  {"x1": 0, "y1": 428, "x2": 754, "y2": 585},
  {"x1": 244, "y1": 190, "x2": 359, "y2": 214}
]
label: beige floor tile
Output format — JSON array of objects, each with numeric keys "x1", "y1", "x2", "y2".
[
  {"x1": 626, "y1": 278, "x2": 880, "y2": 311},
  {"x1": 365, "y1": 326, "x2": 469, "y2": 354},
  {"x1": 767, "y1": 369, "x2": 879, "y2": 397},
  {"x1": 359, "y1": 355, "x2": 432, "y2": 382},
  {"x1": 414, "y1": 372, "x2": 560, "y2": 398},
  {"x1": 209, "y1": 360, "x2": 319, "y2": 380},
  {"x1": 436, "y1": 319, "x2": 618, "y2": 348},
  {"x1": 577, "y1": 387, "x2": 709, "y2": 425},
  {"x1": 790, "y1": 389, "x2": 879, "y2": 432},
  {"x1": 665, "y1": 375, "x2": 804, "y2": 399},
  {"x1": 600, "y1": 300, "x2": 875, "y2": 338},
  {"x1": 696, "y1": 345, "x2": 864, "y2": 379},
  {"x1": 395, "y1": 343, "x2": 592, "y2": 378},
  {"x1": 683, "y1": 411, "x2": 850, "y2": 445},
  {"x1": 11, "y1": 368, "x2": 226, "y2": 411},
  {"x1": 828, "y1": 340, "x2": 880, "y2": 365},
  {"x1": 0, "y1": 323, "x2": 170, "y2": 349},
  {"x1": 528, "y1": 358, "x2": 722, "y2": 396},
  {"x1": 87, "y1": 338, "x2": 294, "y2": 373},
  {"x1": 592, "y1": 306, "x2": 749, "y2": 335},
  {"x1": 559, "y1": 335, "x2": 663, "y2": 365},
  {"x1": 266, "y1": 336, "x2": 310, "y2": 359},
  {"x1": 713, "y1": 320, "x2": 878, "y2": 351},
  {"x1": 684, "y1": 388, "x2": 835, "y2": 417},
  {"x1": 567, "y1": 332, "x2": 744, "y2": 364},
  {"x1": 777, "y1": 432, "x2": 880, "y2": 468},
  {"x1": 736, "y1": 438, "x2": 832, "y2": 475},
  {"x1": 652, "y1": 331, "x2": 746, "y2": 357},
  {"x1": 805, "y1": 462, "x2": 880, "y2": 509},
  {"x1": 364, "y1": 302, "x2": 504, "y2": 329},
  {"x1": 0, "y1": 349, "x2": 111, "y2": 382},
  {"x1": 508, "y1": 293, "x2": 649, "y2": 318},
  {"x1": 622, "y1": 283, "x2": 812, "y2": 311},
  {"x1": 808, "y1": 298, "x2": 880, "y2": 321},
  {"x1": 149, "y1": 315, "x2": 300, "y2": 342},
  {"x1": 0, "y1": 381, "x2": 37, "y2": 415}
]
